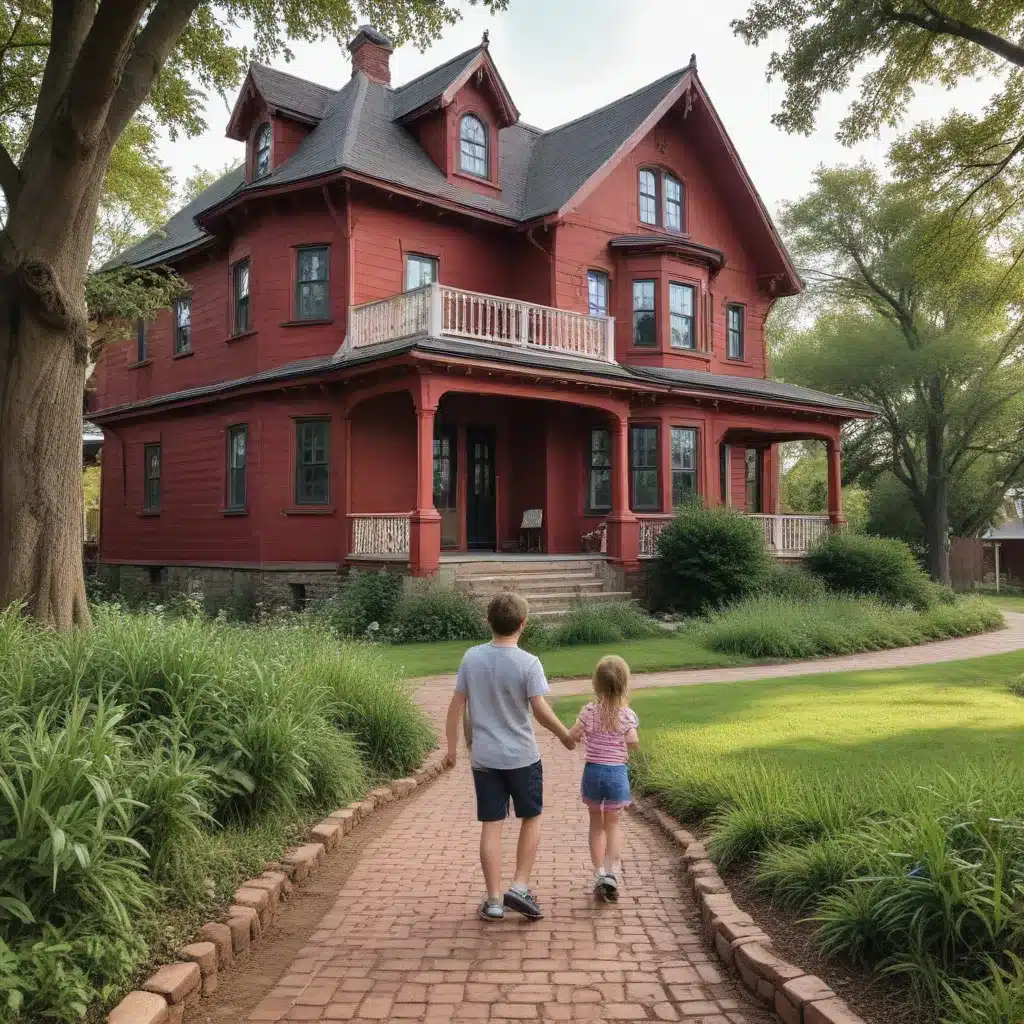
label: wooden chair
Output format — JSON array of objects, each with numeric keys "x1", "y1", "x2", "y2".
[{"x1": 520, "y1": 509, "x2": 543, "y2": 552}]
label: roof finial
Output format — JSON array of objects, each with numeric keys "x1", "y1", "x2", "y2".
[
  {"x1": 688, "y1": 53, "x2": 697, "y2": 71},
  {"x1": 481, "y1": 29, "x2": 489, "y2": 48}
]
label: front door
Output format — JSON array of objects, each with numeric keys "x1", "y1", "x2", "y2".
[{"x1": 466, "y1": 427, "x2": 497, "y2": 550}]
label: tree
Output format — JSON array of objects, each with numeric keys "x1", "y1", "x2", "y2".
[
  {"x1": 0, "y1": 0, "x2": 508, "y2": 629},
  {"x1": 779, "y1": 444, "x2": 869, "y2": 533},
  {"x1": 774, "y1": 163, "x2": 1024, "y2": 582},
  {"x1": 733, "y1": 2, "x2": 1024, "y2": 222}
]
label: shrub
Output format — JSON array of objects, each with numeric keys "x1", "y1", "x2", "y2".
[
  {"x1": 698, "y1": 594, "x2": 1002, "y2": 660},
  {"x1": 321, "y1": 570, "x2": 405, "y2": 638},
  {"x1": 550, "y1": 600, "x2": 662, "y2": 647},
  {"x1": 647, "y1": 502, "x2": 770, "y2": 614},
  {"x1": 754, "y1": 561, "x2": 829, "y2": 603},
  {"x1": 519, "y1": 616, "x2": 554, "y2": 651},
  {"x1": 806, "y1": 531, "x2": 933, "y2": 608},
  {"x1": 392, "y1": 581, "x2": 488, "y2": 643}
]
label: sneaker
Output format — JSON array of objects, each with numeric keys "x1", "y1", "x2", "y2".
[
  {"x1": 599, "y1": 873, "x2": 619, "y2": 903},
  {"x1": 503, "y1": 887, "x2": 544, "y2": 920},
  {"x1": 478, "y1": 898, "x2": 504, "y2": 921}
]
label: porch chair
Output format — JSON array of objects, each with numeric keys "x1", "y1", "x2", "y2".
[{"x1": 520, "y1": 509, "x2": 543, "y2": 552}]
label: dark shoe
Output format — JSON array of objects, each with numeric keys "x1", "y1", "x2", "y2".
[
  {"x1": 600, "y1": 873, "x2": 619, "y2": 903},
  {"x1": 478, "y1": 898, "x2": 505, "y2": 921},
  {"x1": 503, "y1": 887, "x2": 544, "y2": 920}
]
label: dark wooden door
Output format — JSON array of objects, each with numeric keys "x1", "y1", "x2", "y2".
[{"x1": 466, "y1": 427, "x2": 497, "y2": 550}]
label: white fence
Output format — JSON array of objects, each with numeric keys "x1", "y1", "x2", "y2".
[
  {"x1": 349, "y1": 514, "x2": 410, "y2": 558},
  {"x1": 750, "y1": 514, "x2": 833, "y2": 556}
]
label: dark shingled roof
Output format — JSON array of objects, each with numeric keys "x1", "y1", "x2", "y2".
[
  {"x1": 91, "y1": 333, "x2": 877, "y2": 420},
  {"x1": 112, "y1": 54, "x2": 690, "y2": 266},
  {"x1": 249, "y1": 63, "x2": 335, "y2": 123},
  {"x1": 391, "y1": 45, "x2": 482, "y2": 121}
]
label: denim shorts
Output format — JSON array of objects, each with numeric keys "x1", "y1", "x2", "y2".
[
  {"x1": 472, "y1": 760, "x2": 543, "y2": 821},
  {"x1": 581, "y1": 762, "x2": 631, "y2": 811}
]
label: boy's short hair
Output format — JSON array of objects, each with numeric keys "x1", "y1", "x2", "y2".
[{"x1": 486, "y1": 591, "x2": 529, "y2": 636}]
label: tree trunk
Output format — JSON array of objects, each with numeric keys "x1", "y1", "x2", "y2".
[
  {"x1": 0, "y1": 278, "x2": 91, "y2": 629},
  {"x1": 923, "y1": 475, "x2": 951, "y2": 584},
  {"x1": 0, "y1": 139, "x2": 108, "y2": 629}
]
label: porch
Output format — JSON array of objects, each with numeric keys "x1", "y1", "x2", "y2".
[{"x1": 344, "y1": 384, "x2": 845, "y2": 574}]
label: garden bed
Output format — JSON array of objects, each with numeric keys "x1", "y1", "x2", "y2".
[{"x1": 553, "y1": 650, "x2": 1024, "y2": 1023}]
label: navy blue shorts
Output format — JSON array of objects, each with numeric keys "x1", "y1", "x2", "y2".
[
  {"x1": 472, "y1": 760, "x2": 543, "y2": 821},
  {"x1": 581, "y1": 762, "x2": 631, "y2": 810}
]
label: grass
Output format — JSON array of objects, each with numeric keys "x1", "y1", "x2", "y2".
[
  {"x1": 979, "y1": 593, "x2": 1024, "y2": 614},
  {"x1": 376, "y1": 632, "x2": 751, "y2": 679},
  {"x1": 554, "y1": 650, "x2": 1024, "y2": 1018}
]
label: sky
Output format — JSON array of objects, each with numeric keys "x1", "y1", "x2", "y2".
[{"x1": 156, "y1": 0, "x2": 999, "y2": 220}]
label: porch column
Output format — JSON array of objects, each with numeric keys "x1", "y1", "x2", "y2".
[
  {"x1": 605, "y1": 412, "x2": 639, "y2": 567},
  {"x1": 409, "y1": 402, "x2": 441, "y2": 575},
  {"x1": 826, "y1": 437, "x2": 845, "y2": 526}
]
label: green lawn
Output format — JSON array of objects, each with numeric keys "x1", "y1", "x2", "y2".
[
  {"x1": 377, "y1": 634, "x2": 750, "y2": 679},
  {"x1": 983, "y1": 592, "x2": 1024, "y2": 614},
  {"x1": 552, "y1": 651, "x2": 1024, "y2": 1019}
]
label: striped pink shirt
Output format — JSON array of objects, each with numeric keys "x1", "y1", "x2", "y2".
[{"x1": 576, "y1": 703, "x2": 639, "y2": 765}]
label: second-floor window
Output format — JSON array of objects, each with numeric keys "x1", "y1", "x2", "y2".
[
  {"x1": 633, "y1": 280, "x2": 656, "y2": 346},
  {"x1": 630, "y1": 425, "x2": 659, "y2": 511},
  {"x1": 135, "y1": 319, "x2": 147, "y2": 363},
  {"x1": 639, "y1": 169, "x2": 657, "y2": 225},
  {"x1": 671, "y1": 427, "x2": 698, "y2": 506},
  {"x1": 639, "y1": 167, "x2": 685, "y2": 231},
  {"x1": 405, "y1": 254, "x2": 437, "y2": 291},
  {"x1": 143, "y1": 443, "x2": 161, "y2": 512},
  {"x1": 669, "y1": 282, "x2": 696, "y2": 350},
  {"x1": 296, "y1": 246, "x2": 329, "y2": 320},
  {"x1": 727, "y1": 304, "x2": 745, "y2": 360},
  {"x1": 587, "y1": 270, "x2": 609, "y2": 318},
  {"x1": 459, "y1": 114, "x2": 488, "y2": 177},
  {"x1": 296, "y1": 420, "x2": 329, "y2": 505},
  {"x1": 227, "y1": 424, "x2": 247, "y2": 510},
  {"x1": 233, "y1": 259, "x2": 250, "y2": 334},
  {"x1": 174, "y1": 297, "x2": 191, "y2": 354},
  {"x1": 588, "y1": 427, "x2": 611, "y2": 512},
  {"x1": 255, "y1": 123, "x2": 271, "y2": 179}
]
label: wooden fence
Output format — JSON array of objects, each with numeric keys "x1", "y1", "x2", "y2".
[{"x1": 950, "y1": 536, "x2": 985, "y2": 589}]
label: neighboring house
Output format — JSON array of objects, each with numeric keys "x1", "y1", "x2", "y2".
[
  {"x1": 984, "y1": 491, "x2": 1024, "y2": 586},
  {"x1": 89, "y1": 26, "x2": 875, "y2": 605}
]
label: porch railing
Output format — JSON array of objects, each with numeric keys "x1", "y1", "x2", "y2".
[
  {"x1": 349, "y1": 514, "x2": 410, "y2": 558},
  {"x1": 750, "y1": 514, "x2": 833, "y2": 556},
  {"x1": 346, "y1": 282, "x2": 616, "y2": 363},
  {"x1": 638, "y1": 515, "x2": 674, "y2": 559}
]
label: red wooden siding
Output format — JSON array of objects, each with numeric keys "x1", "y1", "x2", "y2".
[{"x1": 349, "y1": 392, "x2": 417, "y2": 514}]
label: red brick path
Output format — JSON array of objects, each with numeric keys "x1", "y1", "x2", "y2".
[{"x1": 245, "y1": 614, "x2": 1024, "y2": 1023}]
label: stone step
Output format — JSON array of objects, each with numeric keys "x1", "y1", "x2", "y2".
[
  {"x1": 460, "y1": 572, "x2": 603, "y2": 591},
  {"x1": 453, "y1": 559, "x2": 606, "y2": 577},
  {"x1": 466, "y1": 581, "x2": 607, "y2": 599},
  {"x1": 517, "y1": 590, "x2": 633, "y2": 611}
]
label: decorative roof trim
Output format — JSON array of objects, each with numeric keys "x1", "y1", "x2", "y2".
[
  {"x1": 608, "y1": 234, "x2": 726, "y2": 272},
  {"x1": 397, "y1": 49, "x2": 519, "y2": 127},
  {"x1": 225, "y1": 74, "x2": 259, "y2": 141}
]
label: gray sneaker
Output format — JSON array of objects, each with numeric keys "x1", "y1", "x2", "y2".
[
  {"x1": 478, "y1": 898, "x2": 504, "y2": 921},
  {"x1": 503, "y1": 887, "x2": 543, "y2": 920}
]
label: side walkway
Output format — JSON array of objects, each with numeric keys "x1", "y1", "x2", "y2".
[{"x1": 419, "y1": 612, "x2": 1024, "y2": 704}]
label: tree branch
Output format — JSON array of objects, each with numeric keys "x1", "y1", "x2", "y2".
[
  {"x1": 32, "y1": 0, "x2": 96, "y2": 141},
  {"x1": 0, "y1": 141, "x2": 22, "y2": 207},
  {"x1": 883, "y1": 1, "x2": 1024, "y2": 68},
  {"x1": 105, "y1": 0, "x2": 203, "y2": 140}
]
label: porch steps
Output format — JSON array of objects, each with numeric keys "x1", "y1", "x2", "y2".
[{"x1": 452, "y1": 559, "x2": 632, "y2": 618}]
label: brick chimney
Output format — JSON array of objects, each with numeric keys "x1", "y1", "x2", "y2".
[{"x1": 348, "y1": 25, "x2": 393, "y2": 84}]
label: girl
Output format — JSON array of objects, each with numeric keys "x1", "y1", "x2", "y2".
[{"x1": 569, "y1": 655, "x2": 640, "y2": 902}]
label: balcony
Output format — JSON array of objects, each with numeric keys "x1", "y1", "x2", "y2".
[{"x1": 345, "y1": 282, "x2": 616, "y2": 364}]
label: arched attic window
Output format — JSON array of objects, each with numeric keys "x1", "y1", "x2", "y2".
[
  {"x1": 459, "y1": 114, "x2": 488, "y2": 178},
  {"x1": 639, "y1": 167, "x2": 685, "y2": 231},
  {"x1": 254, "y1": 123, "x2": 272, "y2": 179}
]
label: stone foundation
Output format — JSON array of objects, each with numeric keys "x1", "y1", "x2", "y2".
[{"x1": 97, "y1": 564, "x2": 346, "y2": 614}]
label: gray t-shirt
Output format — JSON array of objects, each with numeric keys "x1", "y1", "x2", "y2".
[{"x1": 456, "y1": 642, "x2": 549, "y2": 770}]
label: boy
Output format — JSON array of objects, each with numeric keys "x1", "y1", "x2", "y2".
[{"x1": 443, "y1": 591, "x2": 575, "y2": 921}]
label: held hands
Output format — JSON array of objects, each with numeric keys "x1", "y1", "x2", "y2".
[
  {"x1": 560, "y1": 728, "x2": 577, "y2": 751},
  {"x1": 568, "y1": 722, "x2": 584, "y2": 744}
]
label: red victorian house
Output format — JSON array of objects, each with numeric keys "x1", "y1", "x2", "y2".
[{"x1": 89, "y1": 27, "x2": 875, "y2": 607}]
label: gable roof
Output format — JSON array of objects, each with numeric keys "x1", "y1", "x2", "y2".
[{"x1": 113, "y1": 46, "x2": 793, "y2": 287}]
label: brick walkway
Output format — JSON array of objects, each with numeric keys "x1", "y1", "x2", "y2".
[{"x1": 243, "y1": 614, "x2": 1024, "y2": 1024}]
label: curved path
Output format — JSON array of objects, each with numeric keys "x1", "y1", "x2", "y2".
[{"x1": 229, "y1": 616, "x2": 1023, "y2": 1024}]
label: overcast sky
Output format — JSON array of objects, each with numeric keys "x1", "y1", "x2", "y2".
[{"x1": 157, "y1": 0, "x2": 998, "y2": 218}]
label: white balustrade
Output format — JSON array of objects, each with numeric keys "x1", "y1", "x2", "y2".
[
  {"x1": 638, "y1": 516, "x2": 673, "y2": 558},
  {"x1": 346, "y1": 283, "x2": 615, "y2": 363},
  {"x1": 349, "y1": 514, "x2": 410, "y2": 558},
  {"x1": 749, "y1": 514, "x2": 833, "y2": 556}
]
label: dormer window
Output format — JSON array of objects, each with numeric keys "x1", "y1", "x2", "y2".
[
  {"x1": 459, "y1": 114, "x2": 488, "y2": 178},
  {"x1": 639, "y1": 168, "x2": 685, "y2": 231},
  {"x1": 254, "y1": 123, "x2": 271, "y2": 179}
]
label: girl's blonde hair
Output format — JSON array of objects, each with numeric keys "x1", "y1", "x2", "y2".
[{"x1": 593, "y1": 655, "x2": 630, "y2": 728}]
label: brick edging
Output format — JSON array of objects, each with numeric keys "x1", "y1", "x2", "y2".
[
  {"x1": 107, "y1": 753, "x2": 452, "y2": 1024},
  {"x1": 633, "y1": 798, "x2": 865, "y2": 1024}
]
